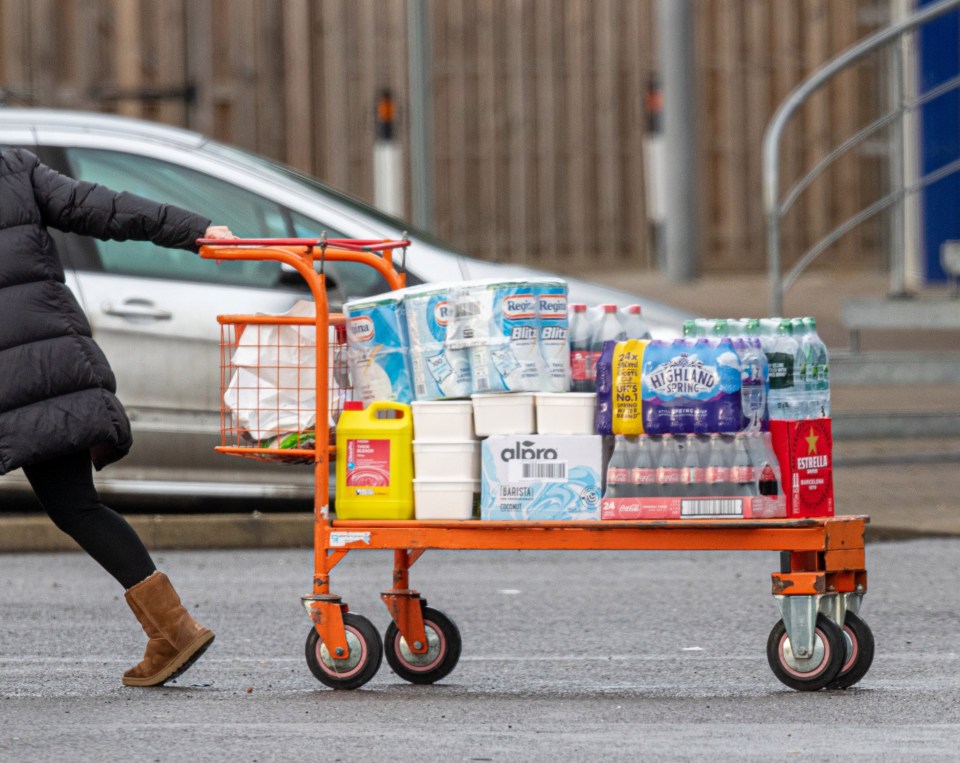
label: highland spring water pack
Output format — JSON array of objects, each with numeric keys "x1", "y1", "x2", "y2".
[
  {"x1": 641, "y1": 338, "x2": 742, "y2": 434},
  {"x1": 401, "y1": 284, "x2": 472, "y2": 400}
]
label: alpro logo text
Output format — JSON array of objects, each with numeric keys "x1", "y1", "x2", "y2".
[{"x1": 500, "y1": 440, "x2": 558, "y2": 462}]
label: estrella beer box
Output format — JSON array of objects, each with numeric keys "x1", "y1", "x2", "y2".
[
  {"x1": 480, "y1": 435, "x2": 602, "y2": 520},
  {"x1": 769, "y1": 417, "x2": 834, "y2": 518}
]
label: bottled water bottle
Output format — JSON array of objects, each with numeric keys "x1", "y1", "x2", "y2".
[
  {"x1": 588, "y1": 304, "x2": 627, "y2": 390},
  {"x1": 732, "y1": 332, "x2": 767, "y2": 432},
  {"x1": 709, "y1": 318, "x2": 728, "y2": 338},
  {"x1": 569, "y1": 303, "x2": 593, "y2": 392},
  {"x1": 792, "y1": 317, "x2": 815, "y2": 419},
  {"x1": 631, "y1": 435, "x2": 659, "y2": 497},
  {"x1": 623, "y1": 304, "x2": 652, "y2": 340},
  {"x1": 740, "y1": 318, "x2": 770, "y2": 432},
  {"x1": 804, "y1": 317, "x2": 830, "y2": 418},
  {"x1": 766, "y1": 318, "x2": 802, "y2": 420}
]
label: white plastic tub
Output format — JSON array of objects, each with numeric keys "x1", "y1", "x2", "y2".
[
  {"x1": 411, "y1": 400, "x2": 475, "y2": 441},
  {"x1": 413, "y1": 479, "x2": 480, "y2": 520},
  {"x1": 471, "y1": 392, "x2": 535, "y2": 436},
  {"x1": 413, "y1": 440, "x2": 481, "y2": 480},
  {"x1": 535, "y1": 392, "x2": 597, "y2": 435}
]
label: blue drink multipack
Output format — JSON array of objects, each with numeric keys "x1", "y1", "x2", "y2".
[{"x1": 641, "y1": 338, "x2": 743, "y2": 434}]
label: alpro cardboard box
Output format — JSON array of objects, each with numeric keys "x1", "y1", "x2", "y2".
[
  {"x1": 480, "y1": 435, "x2": 602, "y2": 520},
  {"x1": 769, "y1": 418, "x2": 835, "y2": 518}
]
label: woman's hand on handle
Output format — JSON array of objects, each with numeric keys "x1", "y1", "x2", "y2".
[{"x1": 203, "y1": 225, "x2": 236, "y2": 240}]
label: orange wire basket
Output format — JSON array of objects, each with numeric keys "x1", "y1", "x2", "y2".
[{"x1": 217, "y1": 312, "x2": 350, "y2": 463}]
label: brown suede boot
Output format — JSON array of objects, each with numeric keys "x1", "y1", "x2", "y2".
[{"x1": 123, "y1": 571, "x2": 215, "y2": 687}]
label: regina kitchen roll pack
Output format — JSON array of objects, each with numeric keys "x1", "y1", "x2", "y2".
[{"x1": 345, "y1": 279, "x2": 571, "y2": 402}]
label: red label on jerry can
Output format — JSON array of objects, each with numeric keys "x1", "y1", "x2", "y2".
[{"x1": 769, "y1": 418, "x2": 834, "y2": 518}]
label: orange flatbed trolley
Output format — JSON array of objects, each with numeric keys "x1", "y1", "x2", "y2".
[{"x1": 199, "y1": 239, "x2": 873, "y2": 693}]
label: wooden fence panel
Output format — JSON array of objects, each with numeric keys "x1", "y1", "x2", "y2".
[{"x1": 0, "y1": 0, "x2": 890, "y2": 275}]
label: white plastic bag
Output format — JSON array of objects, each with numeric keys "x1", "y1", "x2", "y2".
[{"x1": 223, "y1": 300, "x2": 338, "y2": 442}]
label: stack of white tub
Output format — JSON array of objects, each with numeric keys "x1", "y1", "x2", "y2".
[{"x1": 411, "y1": 400, "x2": 480, "y2": 519}]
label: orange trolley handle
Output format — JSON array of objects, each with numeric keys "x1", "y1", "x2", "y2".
[{"x1": 197, "y1": 237, "x2": 409, "y2": 294}]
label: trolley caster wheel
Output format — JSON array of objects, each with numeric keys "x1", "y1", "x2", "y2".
[
  {"x1": 384, "y1": 606, "x2": 462, "y2": 685},
  {"x1": 828, "y1": 612, "x2": 875, "y2": 690},
  {"x1": 305, "y1": 612, "x2": 383, "y2": 690},
  {"x1": 766, "y1": 613, "x2": 845, "y2": 692}
]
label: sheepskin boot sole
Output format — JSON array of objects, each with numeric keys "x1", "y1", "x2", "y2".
[
  {"x1": 123, "y1": 571, "x2": 215, "y2": 687},
  {"x1": 122, "y1": 630, "x2": 215, "y2": 687}
]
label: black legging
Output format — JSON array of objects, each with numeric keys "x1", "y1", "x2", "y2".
[{"x1": 22, "y1": 451, "x2": 156, "y2": 589}]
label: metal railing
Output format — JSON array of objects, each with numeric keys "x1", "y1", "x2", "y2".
[{"x1": 763, "y1": 0, "x2": 960, "y2": 316}]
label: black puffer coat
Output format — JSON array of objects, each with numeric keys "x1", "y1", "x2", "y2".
[{"x1": 0, "y1": 149, "x2": 211, "y2": 475}]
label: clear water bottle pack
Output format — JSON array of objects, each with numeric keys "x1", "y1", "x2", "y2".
[{"x1": 682, "y1": 316, "x2": 829, "y2": 423}]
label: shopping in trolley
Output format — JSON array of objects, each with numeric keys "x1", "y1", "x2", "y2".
[{"x1": 198, "y1": 237, "x2": 873, "y2": 693}]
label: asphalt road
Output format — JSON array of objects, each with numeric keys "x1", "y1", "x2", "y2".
[{"x1": 2, "y1": 540, "x2": 958, "y2": 761}]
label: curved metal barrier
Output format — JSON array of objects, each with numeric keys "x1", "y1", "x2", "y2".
[{"x1": 764, "y1": 0, "x2": 960, "y2": 315}]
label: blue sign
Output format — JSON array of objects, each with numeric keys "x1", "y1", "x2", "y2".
[{"x1": 919, "y1": 0, "x2": 960, "y2": 282}]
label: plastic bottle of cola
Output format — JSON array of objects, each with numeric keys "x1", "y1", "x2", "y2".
[
  {"x1": 731, "y1": 432, "x2": 759, "y2": 497},
  {"x1": 750, "y1": 432, "x2": 781, "y2": 497},
  {"x1": 679, "y1": 434, "x2": 706, "y2": 497},
  {"x1": 568, "y1": 303, "x2": 594, "y2": 392},
  {"x1": 631, "y1": 435, "x2": 658, "y2": 497},
  {"x1": 656, "y1": 433, "x2": 683, "y2": 498},
  {"x1": 704, "y1": 432, "x2": 732, "y2": 497},
  {"x1": 605, "y1": 434, "x2": 633, "y2": 499}
]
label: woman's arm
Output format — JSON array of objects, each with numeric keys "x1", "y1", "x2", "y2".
[{"x1": 23, "y1": 149, "x2": 218, "y2": 252}]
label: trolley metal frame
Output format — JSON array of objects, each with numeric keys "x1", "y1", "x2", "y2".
[{"x1": 199, "y1": 239, "x2": 871, "y2": 692}]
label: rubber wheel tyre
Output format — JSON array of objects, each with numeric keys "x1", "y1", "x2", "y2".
[
  {"x1": 305, "y1": 612, "x2": 383, "y2": 690},
  {"x1": 384, "y1": 606, "x2": 462, "y2": 684},
  {"x1": 766, "y1": 613, "x2": 845, "y2": 692},
  {"x1": 828, "y1": 611, "x2": 875, "y2": 689}
]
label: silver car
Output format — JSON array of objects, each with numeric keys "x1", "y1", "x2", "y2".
[{"x1": 0, "y1": 109, "x2": 690, "y2": 506}]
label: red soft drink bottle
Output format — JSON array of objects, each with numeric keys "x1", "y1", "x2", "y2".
[
  {"x1": 587, "y1": 304, "x2": 626, "y2": 390},
  {"x1": 569, "y1": 303, "x2": 594, "y2": 392}
]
